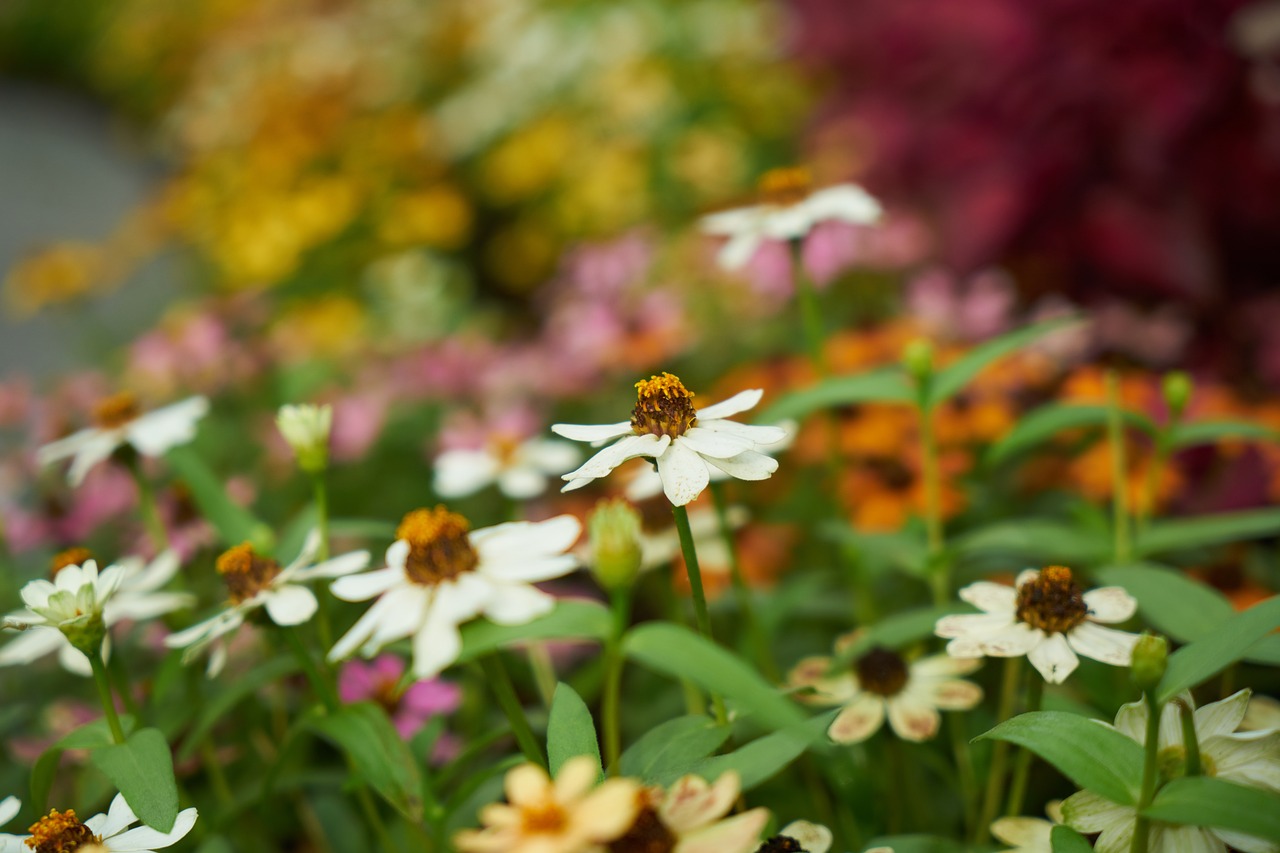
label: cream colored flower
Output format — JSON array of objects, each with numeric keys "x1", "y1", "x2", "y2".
[
  {"x1": 935, "y1": 566, "x2": 1140, "y2": 683},
  {"x1": 790, "y1": 641, "x2": 983, "y2": 744},
  {"x1": 990, "y1": 803, "x2": 1062, "y2": 853},
  {"x1": 454, "y1": 756, "x2": 640, "y2": 853},
  {"x1": 757, "y1": 820, "x2": 833, "y2": 852},
  {"x1": 611, "y1": 771, "x2": 769, "y2": 853},
  {"x1": 3, "y1": 559, "x2": 126, "y2": 664},
  {"x1": 6, "y1": 793, "x2": 197, "y2": 853},
  {"x1": 276, "y1": 403, "x2": 332, "y2": 473}
]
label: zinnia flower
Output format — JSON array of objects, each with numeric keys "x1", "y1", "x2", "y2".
[
  {"x1": 328, "y1": 507, "x2": 580, "y2": 678},
  {"x1": 454, "y1": 756, "x2": 640, "y2": 853},
  {"x1": 4, "y1": 793, "x2": 197, "y2": 853},
  {"x1": 790, "y1": 642, "x2": 983, "y2": 743},
  {"x1": 551, "y1": 373, "x2": 787, "y2": 506},
  {"x1": 276, "y1": 403, "x2": 332, "y2": 473},
  {"x1": 935, "y1": 566, "x2": 1140, "y2": 683},
  {"x1": 609, "y1": 771, "x2": 769, "y2": 853},
  {"x1": 4, "y1": 558, "x2": 126, "y2": 664},
  {"x1": 38, "y1": 393, "x2": 208, "y2": 487},
  {"x1": 434, "y1": 435, "x2": 581, "y2": 500}
]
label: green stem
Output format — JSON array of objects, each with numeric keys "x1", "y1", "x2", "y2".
[
  {"x1": 949, "y1": 713, "x2": 978, "y2": 836},
  {"x1": 1176, "y1": 699, "x2": 1202, "y2": 777},
  {"x1": 1106, "y1": 371, "x2": 1132, "y2": 563},
  {"x1": 479, "y1": 654, "x2": 546, "y2": 767},
  {"x1": 916, "y1": 392, "x2": 948, "y2": 604},
  {"x1": 200, "y1": 740, "x2": 234, "y2": 808},
  {"x1": 89, "y1": 653, "x2": 127, "y2": 744},
  {"x1": 975, "y1": 657, "x2": 1022, "y2": 843},
  {"x1": 602, "y1": 589, "x2": 630, "y2": 774},
  {"x1": 655, "y1": 563, "x2": 705, "y2": 716},
  {"x1": 790, "y1": 238, "x2": 828, "y2": 374},
  {"x1": 280, "y1": 626, "x2": 340, "y2": 712},
  {"x1": 126, "y1": 456, "x2": 171, "y2": 553},
  {"x1": 354, "y1": 787, "x2": 398, "y2": 853},
  {"x1": 1131, "y1": 692, "x2": 1164, "y2": 853},
  {"x1": 709, "y1": 481, "x2": 777, "y2": 680},
  {"x1": 1005, "y1": 674, "x2": 1045, "y2": 816},
  {"x1": 671, "y1": 503, "x2": 728, "y2": 725},
  {"x1": 311, "y1": 471, "x2": 331, "y2": 561},
  {"x1": 108, "y1": 649, "x2": 139, "y2": 716},
  {"x1": 526, "y1": 644, "x2": 558, "y2": 708}
]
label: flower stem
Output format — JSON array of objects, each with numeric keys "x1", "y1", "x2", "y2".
[
  {"x1": 89, "y1": 653, "x2": 127, "y2": 745},
  {"x1": 1131, "y1": 692, "x2": 1164, "y2": 853},
  {"x1": 671, "y1": 503, "x2": 728, "y2": 725},
  {"x1": 1175, "y1": 699, "x2": 1202, "y2": 776},
  {"x1": 1106, "y1": 371, "x2": 1132, "y2": 563},
  {"x1": 126, "y1": 455, "x2": 170, "y2": 553},
  {"x1": 709, "y1": 481, "x2": 777, "y2": 680},
  {"x1": 602, "y1": 588, "x2": 630, "y2": 774},
  {"x1": 916, "y1": 393, "x2": 948, "y2": 605},
  {"x1": 975, "y1": 657, "x2": 1022, "y2": 843},
  {"x1": 479, "y1": 653, "x2": 546, "y2": 767},
  {"x1": 656, "y1": 564, "x2": 706, "y2": 716},
  {"x1": 1004, "y1": 673, "x2": 1045, "y2": 816},
  {"x1": 526, "y1": 644, "x2": 558, "y2": 708},
  {"x1": 790, "y1": 238, "x2": 828, "y2": 374},
  {"x1": 281, "y1": 626, "x2": 341, "y2": 712}
]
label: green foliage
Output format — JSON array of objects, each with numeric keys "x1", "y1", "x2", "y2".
[
  {"x1": 1050, "y1": 825, "x2": 1094, "y2": 853},
  {"x1": 546, "y1": 683, "x2": 602, "y2": 778},
  {"x1": 928, "y1": 316, "x2": 1081, "y2": 408},
  {"x1": 30, "y1": 715, "x2": 138, "y2": 813},
  {"x1": 1143, "y1": 777, "x2": 1280, "y2": 842},
  {"x1": 618, "y1": 715, "x2": 730, "y2": 786},
  {"x1": 166, "y1": 445, "x2": 271, "y2": 548},
  {"x1": 690, "y1": 712, "x2": 833, "y2": 791},
  {"x1": 306, "y1": 702, "x2": 425, "y2": 821},
  {"x1": 456, "y1": 601, "x2": 612, "y2": 664},
  {"x1": 986, "y1": 404, "x2": 1155, "y2": 465},
  {"x1": 1156, "y1": 596, "x2": 1280, "y2": 703},
  {"x1": 758, "y1": 367, "x2": 913, "y2": 423},
  {"x1": 89, "y1": 728, "x2": 180, "y2": 832},
  {"x1": 1136, "y1": 508, "x2": 1280, "y2": 557}
]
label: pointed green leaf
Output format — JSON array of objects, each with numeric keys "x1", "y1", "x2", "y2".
[
  {"x1": 1170, "y1": 420, "x2": 1280, "y2": 450},
  {"x1": 864, "y1": 835, "x2": 965, "y2": 853},
  {"x1": 1157, "y1": 596, "x2": 1280, "y2": 703},
  {"x1": 833, "y1": 605, "x2": 965, "y2": 667},
  {"x1": 986, "y1": 404, "x2": 1155, "y2": 465},
  {"x1": 546, "y1": 683, "x2": 602, "y2": 778},
  {"x1": 165, "y1": 446, "x2": 271, "y2": 548},
  {"x1": 307, "y1": 702, "x2": 424, "y2": 821},
  {"x1": 1143, "y1": 777, "x2": 1280, "y2": 842},
  {"x1": 1136, "y1": 508, "x2": 1280, "y2": 557},
  {"x1": 457, "y1": 601, "x2": 611, "y2": 664},
  {"x1": 757, "y1": 368, "x2": 913, "y2": 423},
  {"x1": 1050, "y1": 825, "x2": 1094, "y2": 853},
  {"x1": 929, "y1": 316, "x2": 1082, "y2": 407},
  {"x1": 1094, "y1": 564, "x2": 1233, "y2": 641},
  {"x1": 89, "y1": 727, "x2": 180, "y2": 832},
  {"x1": 619, "y1": 715, "x2": 730, "y2": 785},
  {"x1": 690, "y1": 712, "x2": 833, "y2": 790}
]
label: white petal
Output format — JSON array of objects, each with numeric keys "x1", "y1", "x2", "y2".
[
  {"x1": 657, "y1": 441, "x2": 711, "y2": 506},
  {"x1": 480, "y1": 555, "x2": 577, "y2": 584},
  {"x1": 483, "y1": 584, "x2": 555, "y2": 625},
  {"x1": 385, "y1": 539, "x2": 410, "y2": 570},
  {"x1": 1158, "y1": 825, "x2": 1225, "y2": 853},
  {"x1": 1061, "y1": 789, "x2": 1131, "y2": 835},
  {"x1": 290, "y1": 550, "x2": 372, "y2": 582},
  {"x1": 524, "y1": 439, "x2": 582, "y2": 474},
  {"x1": 57, "y1": 642, "x2": 94, "y2": 676},
  {"x1": 561, "y1": 434, "x2": 668, "y2": 483},
  {"x1": 675, "y1": 808, "x2": 770, "y2": 853},
  {"x1": 263, "y1": 585, "x2": 318, "y2": 626},
  {"x1": 433, "y1": 449, "x2": 500, "y2": 498},
  {"x1": 472, "y1": 515, "x2": 582, "y2": 562},
  {"x1": 702, "y1": 449, "x2": 778, "y2": 481},
  {"x1": 1028, "y1": 633, "x2": 1079, "y2": 684},
  {"x1": 0, "y1": 625, "x2": 65, "y2": 667},
  {"x1": 435, "y1": 574, "x2": 491, "y2": 624},
  {"x1": 715, "y1": 230, "x2": 765, "y2": 269},
  {"x1": 800, "y1": 184, "x2": 883, "y2": 224},
  {"x1": 991, "y1": 816, "x2": 1055, "y2": 849},
  {"x1": 1213, "y1": 828, "x2": 1277, "y2": 853},
  {"x1": 828, "y1": 694, "x2": 885, "y2": 743},
  {"x1": 695, "y1": 389, "x2": 764, "y2": 421},
  {"x1": 67, "y1": 433, "x2": 124, "y2": 487},
  {"x1": 697, "y1": 419, "x2": 788, "y2": 447},
  {"x1": 495, "y1": 466, "x2": 547, "y2": 500},
  {"x1": 779, "y1": 821, "x2": 832, "y2": 853},
  {"x1": 330, "y1": 567, "x2": 405, "y2": 601},
  {"x1": 1067, "y1": 622, "x2": 1139, "y2": 667},
  {"x1": 123, "y1": 551, "x2": 181, "y2": 593},
  {"x1": 1114, "y1": 699, "x2": 1148, "y2": 743},
  {"x1": 164, "y1": 609, "x2": 243, "y2": 650},
  {"x1": 676, "y1": 427, "x2": 754, "y2": 459},
  {"x1": 759, "y1": 205, "x2": 815, "y2": 240},
  {"x1": 0, "y1": 797, "x2": 18, "y2": 827},
  {"x1": 105, "y1": 807, "x2": 198, "y2": 850},
  {"x1": 361, "y1": 586, "x2": 431, "y2": 654},
  {"x1": 20, "y1": 579, "x2": 57, "y2": 611},
  {"x1": 1083, "y1": 587, "x2": 1138, "y2": 623},
  {"x1": 1195, "y1": 689, "x2": 1251, "y2": 740},
  {"x1": 105, "y1": 591, "x2": 195, "y2": 623},
  {"x1": 700, "y1": 205, "x2": 765, "y2": 235},
  {"x1": 92, "y1": 793, "x2": 138, "y2": 838},
  {"x1": 37, "y1": 428, "x2": 99, "y2": 465},
  {"x1": 549, "y1": 421, "x2": 634, "y2": 443},
  {"x1": 888, "y1": 695, "x2": 941, "y2": 741},
  {"x1": 958, "y1": 581, "x2": 1017, "y2": 614},
  {"x1": 124, "y1": 396, "x2": 209, "y2": 456},
  {"x1": 411, "y1": 604, "x2": 463, "y2": 678}
]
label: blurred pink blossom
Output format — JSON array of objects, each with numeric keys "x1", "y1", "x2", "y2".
[
  {"x1": 905, "y1": 266, "x2": 1015, "y2": 341},
  {"x1": 338, "y1": 655, "x2": 461, "y2": 756}
]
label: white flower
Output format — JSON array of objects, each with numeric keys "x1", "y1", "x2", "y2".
[
  {"x1": 935, "y1": 566, "x2": 1140, "y2": 684},
  {"x1": 0, "y1": 796, "x2": 22, "y2": 853},
  {"x1": 551, "y1": 373, "x2": 787, "y2": 507},
  {"x1": 770, "y1": 820, "x2": 833, "y2": 853},
  {"x1": 276, "y1": 403, "x2": 332, "y2": 473},
  {"x1": 2, "y1": 559, "x2": 127, "y2": 663},
  {"x1": 1061, "y1": 689, "x2": 1280, "y2": 853},
  {"x1": 434, "y1": 436, "x2": 580, "y2": 500},
  {"x1": 328, "y1": 507, "x2": 580, "y2": 679},
  {"x1": 613, "y1": 772, "x2": 768, "y2": 853},
  {"x1": 700, "y1": 168, "x2": 882, "y2": 270},
  {"x1": 990, "y1": 803, "x2": 1063, "y2": 853},
  {"x1": 5, "y1": 792, "x2": 196, "y2": 853},
  {"x1": 165, "y1": 531, "x2": 369, "y2": 676},
  {"x1": 0, "y1": 550, "x2": 194, "y2": 677},
  {"x1": 790, "y1": 642, "x2": 983, "y2": 744},
  {"x1": 38, "y1": 394, "x2": 209, "y2": 487},
  {"x1": 624, "y1": 419, "x2": 796, "y2": 503}
]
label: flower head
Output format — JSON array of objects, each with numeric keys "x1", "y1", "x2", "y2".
[
  {"x1": 3, "y1": 793, "x2": 196, "y2": 853},
  {"x1": 276, "y1": 403, "x2": 332, "y2": 473},
  {"x1": 328, "y1": 508, "x2": 581, "y2": 678},
  {"x1": 551, "y1": 374, "x2": 787, "y2": 506},
  {"x1": 610, "y1": 771, "x2": 769, "y2": 853},
  {"x1": 935, "y1": 566, "x2": 1141, "y2": 683},
  {"x1": 4, "y1": 560, "x2": 128, "y2": 661},
  {"x1": 434, "y1": 408, "x2": 580, "y2": 500},
  {"x1": 756, "y1": 821, "x2": 833, "y2": 852},
  {"x1": 38, "y1": 395, "x2": 208, "y2": 487}
]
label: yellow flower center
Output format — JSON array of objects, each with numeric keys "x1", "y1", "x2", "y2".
[
  {"x1": 50, "y1": 548, "x2": 94, "y2": 578},
  {"x1": 631, "y1": 373, "x2": 697, "y2": 440},
  {"x1": 855, "y1": 646, "x2": 909, "y2": 697},
  {"x1": 217, "y1": 543, "x2": 282, "y2": 604},
  {"x1": 1016, "y1": 566, "x2": 1088, "y2": 634},
  {"x1": 92, "y1": 392, "x2": 140, "y2": 430},
  {"x1": 396, "y1": 507, "x2": 479, "y2": 586},
  {"x1": 758, "y1": 166, "x2": 812, "y2": 207},
  {"x1": 520, "y1": 802, "x2": 569, "y2": 835},
  {"x1": 608, "y1": 802, "x2": 676, "y2": 853},
  {"x1": 25, "y1": 809, "x2": 101, "y2": 853}
]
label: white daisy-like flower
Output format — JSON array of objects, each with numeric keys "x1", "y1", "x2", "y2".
[
  {"x1": 790, "y1": 641, "x2": 983, "y2": 744},
  {"x1": 38, "y1": 393, "x2": 209, "y2": 487},
  {"x1": 611, "y1": 771, "x2": 769, "y2": 853},
  {"x1": 0, "y1": 796, "x2": 22, "y2": 853},
  {"x1": 3, "y1": 558, "x2": 127, "y2": 665},
  {"x1": 434, "y1": 435, "x2": 581, "y2": 500},
  {"x1": 935, "y1": 566, "x2": 1141, "y2": 684},
  {"x1": 700, "y1": 167, "x2": 883, "y2": 270},
  {"x1": 551, "y1": 373, "x2": 787, "y2": 507},
  {"x1": 328, "y1": 507, "x2": 581, "y2": 679},
  {"x1": 624, "y1": 420, "x2": 796, "y2": 503},
  {"x1": 165, "y1": 531, "x2": 369, "y2": 676},
  {"x1": 0, "y1": 549, "x2": 194, "y2": 676},
  {"x1": 1061, "y1": 689, "x2": 1280, "y2": 853},
  {"x1": 4, "y1": 792, "x2": 196, "y2": 853}
]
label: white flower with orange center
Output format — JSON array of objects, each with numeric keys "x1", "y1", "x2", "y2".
[
  {"x1": 608, "y1": 771, "x2": 769, "y2": 853},
  {"x1": 935, "y1": 566, "x2": 1140, "y2": 684},
  {"x1": 328, "y1": 506, "x2": 581, "y2": 678},
  {"x1": 165, "y1": 531, "x2": 369, "y2": 676},
  {"x1": 790, "y1": 642, "x2": 983, "y2": 744},
  {"x1": 551, "y1": 373, "x2": 787, "y2": 507},
  {"x1": 38, "y1": 393, "x2": 209, "y2": 487},
  {"x1": 700, "y1": 167, "x2": 883, "y2": 270},
  {"x1": 434, "y1": 435, "x2": 581, "y2": 500},
  {"x1": 4, "y1": 793, "x2": 197, "y2": 853},
  {"x1": 454, "y1": 756, "x2": 640, "y2": 853}
]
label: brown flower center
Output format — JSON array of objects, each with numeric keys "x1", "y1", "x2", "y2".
[
  {"x1": 25, "y1": 809, "x2": 101, "y2": 853},
  {"x1": 50, "y1": 548, "x2": 94, "y2": 578},
  {"x1": 855, "y1": 646, "x2": 909, "y2": 697},
  {"x1": 397, "y1": 507, "x2": 479, "y2": 586},
  {"x1": 520, "y1": 802, "x2": 569, "y2": 835},
  {"x1": 609, "y1": 804, "x2": 677, "y2": 853},
  {"x1": 217, "y1": 543, "x2": 282, "y2": 604},
  {"x1": 1016, "y1": 566, "x2": 1088, "y2": 634},
  {"x1": 631, "y1": 373, "x2": 697, "y2": 440},
  {"x1": 756, "y1": 836, "x2": 807, "y2": 853},
  {"x1": 758, "y1": 166, "x2": 812, "y2": 207},
  {"x1": 92, "y1": 392, "x2": 140, "y2": 430}
]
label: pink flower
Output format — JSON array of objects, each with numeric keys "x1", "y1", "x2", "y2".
[
  {"x1": 905, "y1": 266, "x2": 1015, "y2": 342},
  {"x1": 338, "y1": 655, "x2": 462, "y2": 752}
]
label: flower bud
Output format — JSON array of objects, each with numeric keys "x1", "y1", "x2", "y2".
[
  {"x1": 587, "y1": 499, "x2": 643, "y2": 592},
  {"x1": 1131, "y1": 632, "x2": 1168, "y2": 693},
  {"x1": 1162, "y1": 371, "x2": 1192, "y2": 419},
  {"x1": 902, "y1": 338, "x2": 935, "y2": 383},
  {"x1": 276, "y1": 404, "x2": 332, "y2": 473}
]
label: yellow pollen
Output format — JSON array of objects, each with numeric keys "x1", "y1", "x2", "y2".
[
  {"x1": 631, "y1": 373, "x2": 697, "y2": 439},
  {"x1": 216, "y1": 543, "x2": 283, "y2": 604},
  {"x1": 396, "y1": 506, "x2": 479, "y2": 586},
  {"x1": 520, "y1": 802, "x2": 569, "y2": 835},
  {"x1": 25, "y1": 809, "x2": 100, "y2": 853},
  {"x1": 50, "y1": 548, "x2": 94, "y2": 578},
  {"x1": 91, "y1": 392, "x2": 140, "y2": 430},
  {"x1": 1016, "y1": 565, "x2": 1088, "y2": 634},
  {"x1": 758, "y1": 166, "x2": 812, "y2": 207}
]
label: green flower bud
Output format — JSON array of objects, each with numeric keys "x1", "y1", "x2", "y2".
[
  {"x1": 277, "y1": 403, "x2": 332, "y2": 473},
  {"x1": 1131, "y1": 632, "x2": 1168, "y2": 693},
  {"x1": 902, "y1": 338, "x2": 935, "y2": 383},
  {"x1": 1162, "y1": 371, "x2": 1193, "y2": 419},
  {"x1": 587, "y1": 499, "x2": 643, "y2": 592}
]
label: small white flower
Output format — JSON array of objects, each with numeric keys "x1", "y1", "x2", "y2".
[
  {"x1": 2, "y1": 559, "x2": 128, "y2": 663},
  {"x1": 551, "y1": 373, "x2": 787, "y2": 507},
  {"x1": 5, "y1": 792, "x2": 196, "y2": 853},
  {"x1": 935, "y1": 566, "x2": 1140, "y2": 684},
  {"x1": 772, "y1": 820, "x2": 834, "y2": 853},
  {"x1": 1061, "y1": 689, "x2": 1280, "y2": 853},
  {"x1": 624, "y1": 419, "x2": 796, "y2": 503},
  {"x1": 328, "y1": 507, "x2": 581, "y2": 679},
  {"x1": 165, "y1": 531, "x2": 369, "y2": 676},
  {"x1": 790, "y1": 642, "x2": 983, "y2": 744},
  {"x1": 0, "y1": 796, "x2": 22, "y2": 853},
  {"x1": 0, "y1": 550, "x2": 194, "y2": 676},
  {"x1": 276, "y1": 403, "x2": 333, "y2": 473},
  {"x1": 700, "y1": 167, "x2": 882, "y2": 270},
  {"x1": 38, "y1": 393, "x2": 209, "y2": 487},
  {"x1": 434, "y1": 436, "x2": 580, "y2": 500}
]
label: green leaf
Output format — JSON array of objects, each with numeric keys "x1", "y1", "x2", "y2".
[
  {"x1": 618, "y1": 715, "x2": 730, "y2": 786},
  {"x1": 1136, "y1": 508, "x2": 1280, "y2": 557},
  {"x1": 165, "y1": 446, "x2": 270, "y2": 548},
  {"x1": 457, "y1": 601, "x2": 611, "y2": 664},
  {"x1": 954, "y1": 520, "x2": 1108, "y2": 566},
  {"x1": 330, "y1": 518, "x2": 398, "y2": 540},
  {"x1": 89, "y1": 728, "x2": 180, "y2": 832},
  {"x1": 1143, "y1": 777, "x2": 1280, "y2": 842},
  {"x1": 623, "y1": 623, "x2": 806, "y2": 732},
  {"x1": 986, "y1": 404, "x2": 1155, "y2": 465},
  {"x1": 178, "y1": 657, "x2": 299, "y2": 761},
  {"x1": 306, "y1": 702, "x2": 425, "y2": 821},
  {"x1": 546, "y1": 683, "x2": 601, "y2": 778},
  {"x1": 691, "y1": 712, "x2": 833, "y2": 791},
  {"x1": 58, "y1": 715, "x2": 138, "y2": 750},
  {"x1": 976, "y1": 711, "x2": 1143, "y2": 805},
  {"x1": 1050, "y1": 825, "x2": 1095, "y2": 853},
  {"x1": 1170, "y1": 420, "x2": 1280, "y2": 450},
  {"x1": 929, "y1": 316, "x2": 1081, "y2": 407},
  {"x1": 863, "y1": 835, "x2": 965, "y2": 853},
  {"x1": 833, "y1": 605, "x2": 964, "y2": 666},
  {"x1": 1157, "y1": 596, "x2": 1280, "y2": 703},
  {"x1": 756, "y1": 368, "x2": 913, "y2": 422}
]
